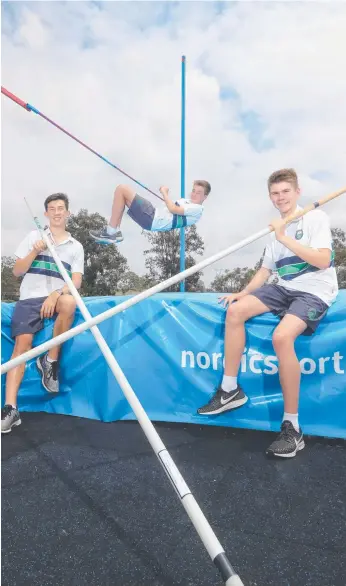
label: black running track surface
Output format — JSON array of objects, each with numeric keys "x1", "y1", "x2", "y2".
[{"x1": 2, "y1": 413, "x2": 345, "y2": 586}]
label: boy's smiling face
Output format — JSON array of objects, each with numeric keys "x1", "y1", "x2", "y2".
[
  {"x1": 44, "y1": 198, "x2": 70, "y2": 228},
  {"x1": 269, "y1": 181, "x2": 300, "y2": 217}
]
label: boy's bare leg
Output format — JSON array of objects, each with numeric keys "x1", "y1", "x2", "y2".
[
  {"x1": 266, "y1": 314, "x2": 307, "y2": 458},
  {"x1": 198, "y1": 295, "x2": 269, "y2": 415},
  {"x1": 224, "y1": 295, "x2": 270, "y2": 375},
  {"x1": 272, "y1": 314, "x2": 307, "y2": 415},
  {"x1": 5, "y1": 334, "x2": 33, "y2": 406},
  {"x1": 36, "y1": 295, "x2": 77, "y2": 394},
  {"x1": 47, "y1": 295, "x2": 77, "y2": 361},
  {"x1": 109, "y1": 184, "x2": 136, "y2": 229}
]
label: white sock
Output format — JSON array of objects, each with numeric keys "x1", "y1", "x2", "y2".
[
  {"x1": 107, "y1": 225, "x2": 118, "y2": 235},
  {"x1": 283, "y1": 412, "x2": 299, "y2": 432},
  {"x1": 11, "y1": 404, "x2": 17, "y2": 410},
  {"x1": 221, "y1": 375, "x2": 238, "y2": 393},
  {"x1": 46, "y1": 355, "x2": 56, "y2": 363}
]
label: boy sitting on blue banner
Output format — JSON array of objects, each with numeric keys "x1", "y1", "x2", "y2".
[
  {"x1": 198, "y1": 168, "x2": 338, "y2": 459},
  {"x1": 89, "y1": 181, "x2": 211, "y2": 245}
]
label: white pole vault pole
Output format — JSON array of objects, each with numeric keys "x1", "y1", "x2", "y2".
[
  {"x1": 2, "y1": 186, "x2": 345, "y2": 377},
  {"x1": 20, "y1": 199, "x2": 245, "y2": 586}
]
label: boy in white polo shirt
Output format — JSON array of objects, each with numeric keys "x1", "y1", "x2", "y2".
[
  {"x1": 1, "y1": 193, "x2": 84, "y2": 434},
  {"x1": 89, "y1": 180, "x2": 210, "y2": 245},
  {"x1": 198, "y1": 169, "x2": 338, "y2": 458}
]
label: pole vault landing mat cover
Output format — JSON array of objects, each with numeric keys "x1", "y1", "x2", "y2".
[{"x1": 1, "y1": 413, "x2": 345, "y2": 586}]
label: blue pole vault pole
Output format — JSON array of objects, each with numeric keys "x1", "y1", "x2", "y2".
[{"x1": 180, "y1": 55, "x2": 186, "y2": 292}]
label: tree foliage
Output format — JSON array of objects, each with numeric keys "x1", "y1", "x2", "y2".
[
  {"x1": 143, "y1": 225, "x2": 205, "y2": 292},
  {"x1": 2, "y1": 224, "x2": 345, "y2": 301},
  {"x1": 209, "y1": 251, "x2": 265, "y2": 292},
  {"x1": 1, "y1": 256, "x2": 21, "y2": 301},
  {"x1": 210, "y1": 266, "x2": 257, "y2": 293},
  {"x1": 67, "y1": 209, "x2": 129, "y2": 296},
  {"x1": 332, "y1": 228, "x2": 346, "y2": 288},
  {"x1": 117, "y1": 271, "x2": 154, "y2": 295}
]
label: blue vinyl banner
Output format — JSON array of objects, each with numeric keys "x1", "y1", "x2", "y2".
[{"x1": 1, "y1": 292, "x2": 346, "y2": 438}]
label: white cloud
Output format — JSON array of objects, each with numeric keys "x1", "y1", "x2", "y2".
[
  {"x1": 17, "y1": 7, "x2": 49, "y2": 48},
  {"x1": 1, "y1": 1, "x2": 345, "y2": 285}
]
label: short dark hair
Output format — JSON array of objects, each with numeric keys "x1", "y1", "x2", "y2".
[{"x1": 44, "y1": 193, "x2": 69, "y2": 211}]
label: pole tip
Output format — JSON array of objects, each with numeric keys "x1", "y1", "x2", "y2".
[{"x1": 225, "y1": 576, "x2": 244, "y2": 586}]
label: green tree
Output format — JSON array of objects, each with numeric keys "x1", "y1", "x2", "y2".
[
  {"x1": 143, "y1": 225, "x2": 205, "y2": 292},
  {"x1": 209, "y1": 250, "x2": 265, "y2": 293},
  {"x1": 67, "y1": 209, "x2": 129, "y2": 296},
  {"x1": 1, "y1": 256, "x2": 21, "y2": 301},
  {"x1": 332, "y1": 228, "x2": 346, "y2": 288},
  {"x1": 117, "y1": 271, "x2": 153, "y2": 295},
  {"x1": 210, "y1": 266, "x2": 257, "y2": 293}
]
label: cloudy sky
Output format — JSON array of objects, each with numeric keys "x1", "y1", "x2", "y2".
[{"x1": 2, "y1": 1, "x2": 346, "y2": 286}]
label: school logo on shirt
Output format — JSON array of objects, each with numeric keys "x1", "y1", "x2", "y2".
[{"x1": 295, "y1": 229, "x2": 303, "y2": 240}]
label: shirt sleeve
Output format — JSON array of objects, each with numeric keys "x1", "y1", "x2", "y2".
[
  {"x1": 179, "y1": 201, "x2": 203, "y2": 218},
  {"x1": 261, "y1": 241, "x2": 275, "y2": 271},
  {"x1": 308, "y1": 211, "x2": 333, "y2": 250},
  {"x1": 71, "y1": 244, "x2": 85, "y2": 274},
  {"x1": 14, "y1": 231, "x2": 37, "y2": 259}
]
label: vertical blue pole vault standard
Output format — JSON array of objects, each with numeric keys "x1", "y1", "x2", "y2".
[{"x1": 180, "y1": 55, "x2": 186, "y2": 292}]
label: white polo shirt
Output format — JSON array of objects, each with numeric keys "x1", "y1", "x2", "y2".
[
  {"x1": 262, "y1": 207, "x2": 338, "y2": 306},
  {"x1": 15, "y1": 229, "x2": 84, "y2": 300},
  {"x1": 151, "y1": 199, "x2": 204, "y2": 231}
]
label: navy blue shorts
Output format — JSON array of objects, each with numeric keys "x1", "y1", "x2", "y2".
[
  {"x1": 127, "y1": 194, "x2": 156, "y2": 230},
  {"x1": 251, "y1": 284, "x2": 329, "y2": 335},
  {"x1": 11, "y1": 296, "x2": 51, "y2": 338}
]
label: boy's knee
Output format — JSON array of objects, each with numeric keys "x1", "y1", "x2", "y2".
[
  {"x1": 116, "y1": 183, "x2": 127, "y2": 192},
  {"x1": 226, "y1": 304, "x2": 247, "y2": 325},
  {"x1": 57, "y1": 295, "x2": 77, "y2": 315},
  {"x1": 13, "y1": 334, "x2": 33, "y2": 356},
  {"x1": 115, "y1": 183, "x2": 133, "y2": 195},
  {"x1": 116, "y1": 184, "x2": 133, "y2": 197},
  {"x1": 272, "y1": 327, "x2": 293, "y2": 349}
]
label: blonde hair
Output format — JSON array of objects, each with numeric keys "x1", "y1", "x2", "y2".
[
  {"x1": 268, "y1": 168, "x2": 298, "y2": 191},
  {"x1": 194, "y1": 180, "x2": 211, "y2": 197}
]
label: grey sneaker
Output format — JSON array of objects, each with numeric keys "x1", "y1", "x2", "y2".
[
  {"x1": 89, "y1": 227, "x2": 123, "y2": 245},
  {"x1": 36, "y1": 354, "x2": 59, "y2": 394},
  {"x1": 1, "y1": 405, "x2": 21, "y2": 434},
  {"x1": 197, "y1": 386, "x2": 248, "y2": 415},
  {"x1": 266, "y1": 421, "x2": 305, "y2": 458}
]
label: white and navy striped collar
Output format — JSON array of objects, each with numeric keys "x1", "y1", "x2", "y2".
[{"x1": 44, "y1": 227, "x2": 74, "y2": 246}]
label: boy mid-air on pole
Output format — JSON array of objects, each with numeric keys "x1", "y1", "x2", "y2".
[{"x1": 89, "y1": 180, "x2": 211, "y2": 245}]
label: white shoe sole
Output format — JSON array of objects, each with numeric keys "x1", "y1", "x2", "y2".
[
  {"x1": 198, "y1": 395, "x2": 248, "y2": 415},
  {"x1": 1, "y1": 419, "x2": 21, "y2": 434},
  {"x1": 89, "y1": 232, "x2": 123, "y2": 245},
  {"x1": 267, "y1": 439, "x2": 305, "y2": 458},
  {"x1": 36, "y1": 357, "x2": 59, "y2": 394}
]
